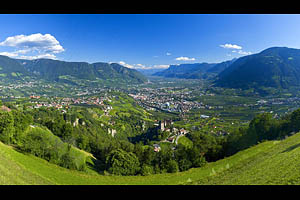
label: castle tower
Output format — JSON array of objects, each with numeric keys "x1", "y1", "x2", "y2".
[{"x1": 160, "y1": 120, "x2": 165, "y2": 131}]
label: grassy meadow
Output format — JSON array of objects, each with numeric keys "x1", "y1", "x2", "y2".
[{"x1": 2, "y1": 132, "x2": 300, "y2": 185}]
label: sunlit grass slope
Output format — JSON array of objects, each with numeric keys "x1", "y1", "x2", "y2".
[{"x1": 2, "y1": 132, "x2": 300, "y2": 185}]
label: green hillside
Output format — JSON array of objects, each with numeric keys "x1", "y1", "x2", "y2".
[
  {"x1": 2, "y1": 131, "x2": 300, "y2": 185},
  {"x1": 0, "y1": 55, "x2": 33, "y2": 83}
]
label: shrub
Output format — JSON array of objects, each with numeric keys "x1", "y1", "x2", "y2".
[
  {"x1": 106, "y1": 149, "x2": 140, "y2": 176},
  {"x1": 140, "y1": 164, "x2": 154, "y2": 176},
  {"x1": 60, "y1": 151, "x2": 77, "y2": 170},
  {"x1": 178, "y1": 158, "x2": 192, "y2": 172},
  {"x1": 0, "y1": 111, "x2": 15, "y2": 144},
  {"x1": 165, "y1": 160, "x2": 179, "y2": 173}
]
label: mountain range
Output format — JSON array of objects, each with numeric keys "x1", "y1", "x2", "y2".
[
  {"x1": 0, "y1": 55, "x2": 148, "y2": 85},
  {"x1": 2, "y1": 47, "x2": 300, "y2": 91},
  {"x1": 153, "y1": 47, "x2": 300, "y2": 91}
]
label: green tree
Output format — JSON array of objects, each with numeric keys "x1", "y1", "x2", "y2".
[
  {"x1": 105, "y1": 149, "x2": 140, "y2": 176},
  {"x1": 290, "y1": 108, "x2": 300, "y2": 132},
  {"x1": 60, "y1": 151, "x2": 77, "y2": 170},
  {"x1": 248, "y1": 113, "x2": 274, "y2": 142},
  {"x1": 142, "y1": 146, "x2": 156, "y2": 165},
  {"x1": 76, "y1": 134, "x2": 90, "y2": 152},
  {"x1": 165, "y1": 160, "x2": 179, "y2": 173},
  {"x1": 140, "y1": 164, "x2": 154, "y2": 176},
  {"x1": 11, "y1": 110, "x2": 33, "y2": 145},
  {"x1": 189, "y1": 132, "x2": 223, "y2": 162},
  {"x1": 178, "y1": 158, "x2": 192, "y2": 172},
  {"x1": 0, "y1": 111, "x2": 15, "y2": 144},
  {"x1": 133, "y1": 142, "x2": 144, "y2": 162},
  {"x1": 61, "y1": 123, "x2": 73, "y2": 140},
  {"x1": 188, "y1": 147, "x2": 206, "y2": 168}
]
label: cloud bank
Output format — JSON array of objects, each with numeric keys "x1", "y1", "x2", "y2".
[
  {"x1": 220, "y1": 43, "x2": 252, "y2": 56},
  {"x1": 175, "y1": 56, "x2": 196, "y2": 61},
  {"x1": 220, "y1": 43, "x2": 242, "y2": 50},
  {"x1": 118, "y1": 61, "x2": 169, "y2": 70},
  {"x1": 0, "y1": 33, "x2": 64, "y2": 60},
  {"x1": 237, "y1": 50, "x2": 252, "y2": 55},
  {"x1": 119, "y1": 61, "x2": 135, "y2": 69}
]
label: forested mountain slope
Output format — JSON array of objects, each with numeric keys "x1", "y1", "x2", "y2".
[
  {"x1": 215, "y1": 47, "x2": 300, "y2": 90},
  {"x1": 0, "y1": 55, "x2": 148, "y2": 85}
]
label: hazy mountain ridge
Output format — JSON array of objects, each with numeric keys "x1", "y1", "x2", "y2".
[
  {"x1": 136, "y1": 68, "x2": 165, "y2": 76},
  {"x1": 152, "y1": 63, "x2": 217, "y2": 79},
  {"x1": 152, "y1": 59, "x2": 237, "y2": 80}
]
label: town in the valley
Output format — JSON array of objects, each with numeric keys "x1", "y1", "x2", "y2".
[{"x1": 2, "y1": 79, "x2": 300, "y2": 153}]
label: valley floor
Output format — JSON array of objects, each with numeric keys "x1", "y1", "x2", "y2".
[{"x1": 2, "y1": 132, "x2": 300, "y2": 185}]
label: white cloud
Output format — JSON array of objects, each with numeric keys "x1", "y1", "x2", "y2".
[
  {"x1": 237, "y1": 50, "x2": 252, "y2": 55},
  {"x1": 220, "y1": 44, "x2": 252, "y2": 56},
  {"x1": 0, "y1": 33, "x2": 64, "y2": 60},
  {"x1": 136, "y1": 63, "x2": 145, "y2": 67},
  {"x1": 119, "y1": 61, "x2": 135, "y2": 69},
  {"x1": 134, "y1": 63, "x2": 151, "y2": 69},
  {"x1": 151, "y1": 64, "x2": 169, "y2": 69},
  {"x1": 0, "y1": 33, "x2": 64, "y2": 53},
  {"x1": 0, "y1": 49, "x2": 33, "y2": 58},
  {"x1": 166, "y1": 52, "x2": 171, "y2": 56},
  {"x1": 15, "y1": 49, "x2": 32, "y2": 54},
  {"x1": 136, "y1": 64, "x2": 169, "y2": 69},
  {"x1": 175, "y1": 56, "x2": 196, "y2": 61},
  {"x1": 117, "y1": 62, "x2": 169, "y2": 70},
  {"x1": 220, "y1": 44, "x2": 242, "y2": 50},
  {"x1": 0, "y1": 52, "x2": 19, "y2": 57},
  {"x1": 18, "y1": 53, "x2": 58, "y2": 60}
]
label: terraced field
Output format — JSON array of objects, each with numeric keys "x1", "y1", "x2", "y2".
[{"x1": 2, "y1": 132, "x2": 300, "y2": 185}]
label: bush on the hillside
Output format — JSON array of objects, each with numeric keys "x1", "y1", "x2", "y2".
[
  {"x1": 11, "y1": 110, "x2": 33, "y2": 146},
  {"x1": 105, "y1": 149, "x2": 140, "y2": 176},
  {"x1": 141, "y1": 146, "x2": 156, "y2": 166},
  {"x1": 140, "y1": 164, "x2": 154, "y2": 176},
  {"x1": 248, "y1": 113, "x2": 274, "y2": 142},
  {"x1": 188, "y1": 132, "x2": 223, "y2": 162},
  {"x1": 60, "y1": 151, "x2": 77, "y2": 170},
  {"x1": 290, "y1": 109, "x2": 300, "y2": 132},
  {"x1": 192, "y1": 155, "x2": 207, "y2": 168},
  {"x1": 188, "y1": 147, "x2": 207, "y2": 168},
  {"x1": 0, "y1": 111, "x2": 15, "y2": 144},
  {"x1": 165, "y1": 160, "x2": 179, "y2": 173},
  {"x1": 178, "y1": 158, "x2": 192, "y2": 172}
]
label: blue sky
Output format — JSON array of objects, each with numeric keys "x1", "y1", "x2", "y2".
[{"x1": 0, "y1": 14, "x2": 300, "y2": 69}]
